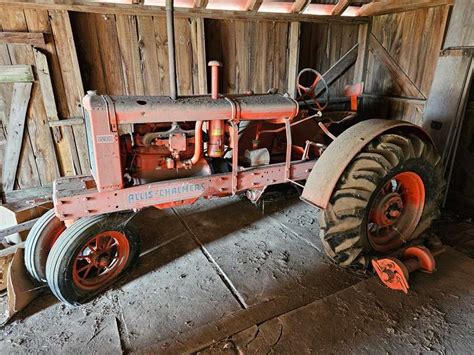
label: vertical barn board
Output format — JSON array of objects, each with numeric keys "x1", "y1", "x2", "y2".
[
  {"x1": 174, "y1": 18, "x2": 194, "y2": 95},
  {"x1": 299, "y1": 21, "x2": 358, "y2": 97},
  {"x1": 153, "y1": 16, "x2": 171, "y2": 95},
  {"x1": 190, "y1": 18, "x2": 207, "y2": 95},
  {"x1": 116, "y1": 14, "x2": 145, "y2": 96},
  {"x1": 49, "y1": 10, "x2": 90, "y2": 174},
  {"x1": 205, "y1": 20, "x2": 290, "y2": 94},
  {"x1": 70, "y1": 12, "x2": 107, "y2": 94},
  {"x1": 2, "y1": 82, "x2": 32, "y2": 191},
  {"x1": 137, "y1": 16, "x2": 161, "y2": 95},
  {"x1": 287, "y1": 22, "x2": 301, "y2": 98},
  {"x1": 94, "y1": 14, "x2": 126, "y2": 95},
  {"x1": 0, "y1": 9, "x2": 42, "y2": 189}
]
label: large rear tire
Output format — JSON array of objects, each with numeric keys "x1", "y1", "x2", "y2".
[
  {"x1": 25, "y1": 209, "x2": 66, "y2": 283},
  {"x1": 45, "y1": 213, "x2": 140, "y2": 306},
  {"x1": 320, "y1": 132, "x2": 444, "y2": 269}
]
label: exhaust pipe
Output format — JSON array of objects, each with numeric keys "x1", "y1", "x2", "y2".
[
  {"x1": 208, "y1": 61, "x2": 225, "y2": 158},
  {"x1": 166, "y1": 0, "x2": 178, "y2": 100}
]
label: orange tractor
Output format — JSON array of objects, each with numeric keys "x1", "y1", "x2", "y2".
[{"x1": 24, "y1": 3, "x2": 444, "y2": 305}]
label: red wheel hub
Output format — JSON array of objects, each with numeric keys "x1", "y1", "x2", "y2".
[
  {"x1": 72, "y1": 231, "x2": 130, "y2": 291},
  {"x1": 368, "y1": 172, "x2": 425, "y2": 252}
]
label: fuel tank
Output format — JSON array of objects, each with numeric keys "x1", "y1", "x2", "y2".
[{"x1": 82, "y1": 93, "x2": 299, "y2": 124}]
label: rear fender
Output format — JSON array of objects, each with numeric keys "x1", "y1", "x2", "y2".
[{"x1": 301, "y1": 119, "x2": 433, "y2": 209}]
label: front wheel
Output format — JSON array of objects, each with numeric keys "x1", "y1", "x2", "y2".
[
  {"x1": 320, "y1": 132, "x2": 444, "y2": 269},
  {"x1": 45, "y1": 213, "x2": 140, "y2": 306}
]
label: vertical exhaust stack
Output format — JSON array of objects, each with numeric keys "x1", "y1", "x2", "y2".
[
  {"x1": 208, "y1": 61, "x2": 225, "y2": 158},
  {"x1": 166, "y1": 0, "x2": 178, "y2": 100}
]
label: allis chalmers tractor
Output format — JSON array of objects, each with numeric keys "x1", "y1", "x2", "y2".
[{"x1": 24, "y1": 5, "x2": 444, "y2": 306}]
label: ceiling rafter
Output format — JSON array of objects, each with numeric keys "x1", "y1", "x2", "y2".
[
  {"x1": 290, "y1": 0, "x2": 311, "y2": 13},
  {"x1": 331, "y1": 0, "x2": 354, "y2": 16},
  {"x1": 245, "y1": 0, "x2": 263, "y2": 12}
]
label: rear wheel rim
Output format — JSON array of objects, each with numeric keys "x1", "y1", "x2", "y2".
[
  {"x1": 367, "y1": 171, "x2": 425, "y2": 252},
  {"x1": 72, "y1": 231, "x2": 130, "y2": 291}
]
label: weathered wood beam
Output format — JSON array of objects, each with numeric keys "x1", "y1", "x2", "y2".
[
  {"x1": 331, "y1": 0, "x2": 353, "y2": 16},
  {"x1": 0, "y1": 32, "x2": 45, "y2": 47},
  {"x1": 0, "y1": 1, "x2": 369, "y2": 24},
  {"x1": 33, "y1": 49, "x2": 62, "y2": 143},
  {"x1": 353, "y1": 23, "x2": 370, "y2": 83},
  {"x1": 190, "y1": 18, "x2": 208, "y2": 94},
  {"x1": 0, "y1": 65, "x2": 34, "y2": 83},
  {"x1": 368, "y1": 34, "x2": 425, "y2": 99},
  {"x1": 48, "y1": 118, "x2": 84, "y2": 127},
  {"x1": 291, "y1": 0, "x2": 311, "y2": 13},
  {"x1": 2, "y1": 83, "x2": 33, "y2": 192},
  {"x1": 245, "y1": 0, "x2": 263, "y2": 11},
  {"x1": 0, "y1": 219, "x2": 39, "y2": 241},
  {"x1": 363, "y1": 93, "x2": 427, "y2": 105},
  {"x1": 287, "y1": 22, "x2": 301, "y2": 98},
  {"x1": 315, "y1": 44, "x2": 359, "y2": 96},
  {"x1": 358, "y1": 0, "x2": 454, "y2": 17}
]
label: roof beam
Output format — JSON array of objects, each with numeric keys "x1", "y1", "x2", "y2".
[
  {"x1": 331, "y1": 0, "x2": 353, "y2": 16},
  {"x1": 245, "y1": 0, "x2": 263, "y2": 11},
  {"x1": 358, "y1": 0, "x2": 454, "y2": 17},
  {"x1": 291, "y1": 0, "x2": 311, "y2": 13},
  {"x1": 0, "y1": 1, "x2": 369, "y2": 24}
]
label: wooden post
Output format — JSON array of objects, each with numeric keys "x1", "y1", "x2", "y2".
[
  {"x1": 190, "y1": 18, "x2": 208, "y2": 95},
  {"x1": 287, "y1": 22, "x2": 301, "y2": 98},
  {"x1": 353, "y1": 23, "x2": 370, "y2": 84}
]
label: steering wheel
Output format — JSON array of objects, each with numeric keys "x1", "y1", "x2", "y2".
[{"x1": 296, "y1": 68, "x2": 330, "y2": 112}]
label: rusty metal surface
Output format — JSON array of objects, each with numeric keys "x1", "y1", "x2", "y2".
[
  {"x1": 83, "y1": 93, "x2": 299, "y2": 124},
  {"x1": 53, "y1": 160, "x2": 315, "y2": 220},
  {"x1": 301, "y1": 119, "x2": 433, "y2": 209}
]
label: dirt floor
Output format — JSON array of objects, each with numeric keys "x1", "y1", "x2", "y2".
[{"x1": 0, "y1": 190, "x2": 473, "y2": 354}]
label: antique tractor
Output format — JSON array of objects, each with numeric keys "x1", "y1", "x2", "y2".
[{"x1": 24, "y1": 5, "x2": 444, "y2": 306}]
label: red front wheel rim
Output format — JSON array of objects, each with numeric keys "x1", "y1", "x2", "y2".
[
  {"x1": 367, "y1": 171, "x2": 425, "y2": 252},
  {"x1": 72, "y1": 231, "x2": 130, "y2": 291}
]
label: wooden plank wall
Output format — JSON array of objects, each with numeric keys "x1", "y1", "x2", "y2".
[
  {"x1": 299, "y1": 22, "x2": 359, "y2": 97},
  {"x1": 0, "y1": 8, "x2": 90, "y2": 193},
  {"x1": 364, "y1": 5, "x2": 451, "y2": 124},
  {"x1": 71, "y1": 12, "x2": 202, "y2": 96},
  {"x1": 205, "y1": 20, "x2": 290, "y2": 94}
]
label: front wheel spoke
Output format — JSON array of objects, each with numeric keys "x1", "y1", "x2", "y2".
[
  {"x1": 76, "y1": 255, "x2": 91, "y2": 261},
  {"x1": 80, "y1": 264, "x2": 94, "y2": 279},
  {"x1": 105, "y1": 238, "x2": 116, "y2": 250},
  {"x1": 77, "y1": 263, "x2": 92, "y2": 273}
]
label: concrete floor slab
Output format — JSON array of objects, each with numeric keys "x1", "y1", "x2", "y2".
[
  {"x1": 175, "y1": 197, "x2": 363, "y2": 308},
  {"x1": 200, "y1": 247, "x2": 474, "y2": 354}
]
